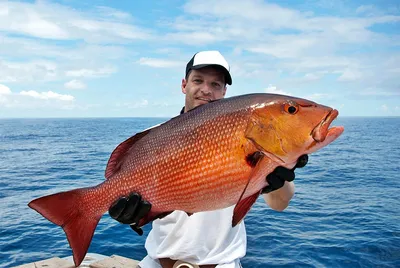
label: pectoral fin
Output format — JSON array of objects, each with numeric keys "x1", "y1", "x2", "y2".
[
  {"x1": 232, "y1": 151, "x2": 264, "y2": 227},
  {"x1": 232, "y1": 190, "x2": 261, "y2": 227}
]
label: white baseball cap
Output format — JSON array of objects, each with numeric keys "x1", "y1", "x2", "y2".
[{"x1": 185, "y1": 50, "x2": 232, "y2": 85}]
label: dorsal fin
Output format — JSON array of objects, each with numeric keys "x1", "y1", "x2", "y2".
[{"x1": 105, "y1": 128, "x2": 152, "y2": 179}]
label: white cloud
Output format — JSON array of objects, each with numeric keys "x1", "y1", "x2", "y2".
[
  {"x1": 0, "y1": 84, "x2": 11, "y2": 95},
  {"x1": 0, "y1": 60, "x2": 58, "y2": 83},
  {"x1": 282, "y1": 56, "x2": 353, "y2": 73},
  {"x1": 20, "y1": 91, "x2": 74, "y2": 101},
  {"x1": 381, "y1": 104, "x2": 388, "y2": 112},
  {"x1": 137, "y1": 58, "x2": 185, "y2": 68},
  {"x1": 0, "y1": 34, "x2": 132, "y2": 61},
  {"x1": 305, "y1": 93, "x2": 330, "y2": 101},
  {"x1": 183, "y1": 0, "x2": 301, "y2": 25},
  {"x1": 0, "y1": 0, "x2": 399, "y2": 117},
  {"x1": 229, "y1": 62, "x2": 265, "y2": 78},
  {"x1": 233, "y1": 47, "x2": 243, "y2": 56},
  {"x1": 68, "y1": 19, "x2": 150, "y2": 42},
  {"x1": 64, "y1": 80, "x2": 86, "y2": 90},
  {"x1": 65, "y1": 67, "x2": 117, "y2": 78},
  {"x1": 0, "y1": 84, "x2": 11, "y2": 105},
  {"x1": 360, "y1": 91, "x2": 400, "y2": 97},
  {"x1": 285, "y1": 72, "x2": 323, "y2": 84},
  {"x1": 95, "y1": 6, "x2": 133, "y2": 20},
  {"x1": 303, "y1": 73, "x2": 321, "y2": 81},
  {"x1": 180, "y1": 0, "x2": 400, "y2": 44},
  {"x1": 116, "y1": 99, "x2": 149, "y2": 109},
  {"x1": 356, "y1": 5, "x2": 375, "y2": 15},
  {"x1": 169, "y1": 0, "x2": 399, "y2": 95},
  {"x1": 0, "y1": 95, "x2": 9, "y2": 105},
  {"x1": 164, "y1": 31, "x2": 223, "y2": 45},
  {"x1": 389, "y1": 68, "x2": 400, "y2": 73},
  {"x1": 0, "y1": 1, "x2": 151, "y2": 43},
  {"x1": 338, "y1": 69, "x2": 363, "y2": 81},
  {"x1": 248, "y1": 37, "x2": 317, "y2": 59},
  {"x1": 0, "y1": 2, "x2": 70, "y2": 40},
  {"x1": 265, "y1": 85, "x2": 291, "y2": 95}
]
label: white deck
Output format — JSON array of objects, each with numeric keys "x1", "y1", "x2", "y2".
[{"x1": 13, "y1": 253, "x2": 140, "y2": 268}]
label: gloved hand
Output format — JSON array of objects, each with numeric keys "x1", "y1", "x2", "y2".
[
  {"x1": 262, "y1": 154, "x2": 308, "y2": 194},
  {"x1": 109, "y1": 193, "x2": 152, "y2": 236}
]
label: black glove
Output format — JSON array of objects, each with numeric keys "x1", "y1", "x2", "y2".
[
  {"x1": 109, "y1": 193, "x2": 152, "y2": 236},
  {"x1": 262, "y1": 154, "x2": 308, "y2": 194}
]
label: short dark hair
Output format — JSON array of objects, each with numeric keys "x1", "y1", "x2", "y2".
[{"x1": 185, "y1": 66, "x2": 227, "y2": 86}]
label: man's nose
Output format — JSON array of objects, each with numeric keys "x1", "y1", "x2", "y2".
[{"x1": 200, "y1": 84, "x2": 212, "y2": 95}]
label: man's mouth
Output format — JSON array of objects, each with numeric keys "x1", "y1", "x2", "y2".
[{"x1": 196, "y1": 97, "x2": 212, "y2": 103}]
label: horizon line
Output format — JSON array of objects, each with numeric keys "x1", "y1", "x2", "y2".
[{"x1": 1, "y1": 115, "x2": 400, "y2": 120}]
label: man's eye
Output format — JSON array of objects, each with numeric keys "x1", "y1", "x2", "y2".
[
  {"x1": 193, "y1": 79, "x2": 202, "y2": 83},
  {"x1": 212, "y1": 82, "x2": 221, "y2": 87}
]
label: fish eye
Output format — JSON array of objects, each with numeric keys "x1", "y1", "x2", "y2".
[
  {"x1": 284, "y1": 103, "x2": 299, "y2": 114},
  {"x1": 288, "y1": 106, "x2": 297, "y2": 114}
]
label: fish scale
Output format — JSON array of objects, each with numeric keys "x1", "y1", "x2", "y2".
[
  {"x1": 28, "y1": 93, "x2": 344, "y2": 267},
  {"x1": 111, "y1": 112, "x2": 254, "y2": 212}
]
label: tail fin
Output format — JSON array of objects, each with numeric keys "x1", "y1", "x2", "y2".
[{"x1": 28, "y1": 189, "x2": 102, "y2": 267}]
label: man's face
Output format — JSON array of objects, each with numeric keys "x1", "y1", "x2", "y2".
[{"x1": 181, "y1": 67, "x2": 227, "y2": 112}]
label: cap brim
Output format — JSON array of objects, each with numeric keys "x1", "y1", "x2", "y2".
[{"x1": 189, "y1": 64, "x2": 232, "y2": 85}]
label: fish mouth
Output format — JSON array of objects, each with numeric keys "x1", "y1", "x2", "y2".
[{"x1": 312, "y1": 109, "x2": 340, "y2": 142}]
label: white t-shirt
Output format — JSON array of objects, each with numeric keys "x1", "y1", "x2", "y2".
[{"x1": 138, "y1": 205, "x2": 246, "y2": 268}]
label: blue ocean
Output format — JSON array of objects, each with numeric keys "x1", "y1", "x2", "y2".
[{"x1": 0, "y1": 117, "x2": 399, "y2": 268}]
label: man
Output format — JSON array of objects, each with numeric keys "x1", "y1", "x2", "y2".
[{"x1": 109, "y1": 51, "x2": 308, "y2": 268}]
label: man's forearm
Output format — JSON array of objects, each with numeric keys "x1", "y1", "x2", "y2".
[{"x1": 263, "y1": 181, "x2": 295, "y2": 211}]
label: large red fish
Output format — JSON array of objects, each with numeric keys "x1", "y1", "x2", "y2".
[{"x1": 28, "y1": 93, "x2": 344, "y2": 267}]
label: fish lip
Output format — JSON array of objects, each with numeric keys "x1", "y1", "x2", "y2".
[{"x1": 311, "y1": 109, "x2": 339, "y2": 142}]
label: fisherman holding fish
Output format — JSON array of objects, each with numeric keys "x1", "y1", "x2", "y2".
[
  {"x1": 109, "y1": 51, "x2": 309, "y2": 268},
  {"x1": 29, "y1": 50, "x2": 344, "y2": 268}
]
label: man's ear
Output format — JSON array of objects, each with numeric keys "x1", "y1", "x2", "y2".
[
  {"x1": 181, "y1": 78, "x2": 187, "y2": 94},
  {"x1": 222, "y1": 86, "x2": 227, "y2": 97}
]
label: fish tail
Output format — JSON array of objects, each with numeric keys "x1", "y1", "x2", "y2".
[{"x1": 28, "y1": 188, "x2": 102, "y2": 267}]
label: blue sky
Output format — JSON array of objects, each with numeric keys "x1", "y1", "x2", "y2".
[{"x1": 0, "y1": 0, "x2": 399, "y2": 118}]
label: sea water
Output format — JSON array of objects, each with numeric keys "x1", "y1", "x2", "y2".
[{"x1": 0, "y1": 117, "x2": 399, "y2": 267}]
